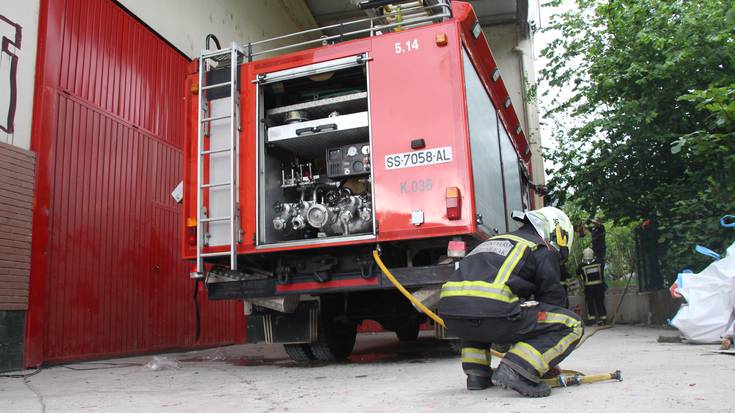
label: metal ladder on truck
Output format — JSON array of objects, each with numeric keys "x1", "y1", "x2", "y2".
[{"x1": 196, "y1": 42, "x2": 243, "y2": 276}]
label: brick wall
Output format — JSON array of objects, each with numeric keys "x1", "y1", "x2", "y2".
[{"x1": 0, "y1": 141, "x2": 36, "y2": 311}]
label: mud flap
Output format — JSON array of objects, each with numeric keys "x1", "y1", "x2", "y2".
[{"x1": 247, "y1": 302, "x2": 318, "y2": 344}]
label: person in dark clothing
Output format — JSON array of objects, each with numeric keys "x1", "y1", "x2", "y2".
[
  {"x1": 438, "y1": 207, "x2": 583, "y2": 398},
  {"x1": 559, "y1": 265, "x2": 575, "y2": 308},
  {"x1": 577, "y1": 247, "x2": 607, "y2": 325},
  {"x1": 587, "y1": 218, "x2": 606, "y2": 263}
]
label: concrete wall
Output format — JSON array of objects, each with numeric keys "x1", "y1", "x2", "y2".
[
  {"x1": 117, "y1": 0, "x2": 318, "y2": 58},
  {"x1": 483, "y1": 24, "x2": 544, "y2": 207},
  {"x1": 569, "y1": 288, "x2": 680, "y2": 325},
  {"x1": 0, "y1": 0, "x2": 40, "y2": 150}
]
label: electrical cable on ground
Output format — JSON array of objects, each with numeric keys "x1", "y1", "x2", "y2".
[
  {"x1": 373, "y1": 250, "x2": 623, "y2": 388},
  {"x1": 0, "y1": 368, "x2": 43, "y2": 379},
  {"x1": 63, "y1": 362, "x2": 143, "y2": 371},
  {"x1": 23, "y1": 376, "x2": 46, "y2": 413},
  {"x1": 0, "y1": 369, "x2": 46, "y2": 413}
]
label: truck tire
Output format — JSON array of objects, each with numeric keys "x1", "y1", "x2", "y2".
[
  {"x1": 309, "y1": 320, "x2": 357, "y2": 361},
  {"x1": 395, "y1": 323, "x2": 420, "y2": 342},
  {"x1": 284, "y1": 344, "x2": 317, "y2": 362},
  {"x1": 448, "y1": 339, "x2": 462, "y2": 354}
]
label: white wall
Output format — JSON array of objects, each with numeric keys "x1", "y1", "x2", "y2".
[
  {"x1": 484, "y1": 24, "x2": 544, "y2": 205},
  {"x1": 0, "y1": 0, "x2": 317, "y2": 150},
  {"x1": 0, "y1": 0, "x2": 40, "y2": 150},
  {"x1": 117, "y1": 0, "x2": 318, "y2": 58}
]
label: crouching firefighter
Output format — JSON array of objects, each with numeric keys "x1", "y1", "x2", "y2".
[{"x1": 437, "y1": 207, "x2": 584, "y2": 398}]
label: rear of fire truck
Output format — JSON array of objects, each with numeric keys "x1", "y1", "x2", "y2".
[{"x1": 181, "y1": 0, "x2": 536, "y2": 361}]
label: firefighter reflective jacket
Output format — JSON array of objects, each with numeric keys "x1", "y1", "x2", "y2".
[
  {"x1": 578, "y1": 261, "x2": 604, "y2": 286},
  {"x1": 438, "y1": 225, "x2": 567, "y2": 319}
]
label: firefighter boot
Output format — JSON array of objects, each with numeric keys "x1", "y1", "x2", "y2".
[
  {"x1": 491, "y1": 362, "x2": 551, "y2": 398},
  {"x1": 466, "y1": 373, "x2": 493, "y2": 390}
]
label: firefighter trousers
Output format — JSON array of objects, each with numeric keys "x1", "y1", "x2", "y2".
[
  {"x1": 447, "y1": 303, "x2": 583, "y2": 379},
  {"x1": 584, "y1": 284, "x2": 607, "y2": 323}
]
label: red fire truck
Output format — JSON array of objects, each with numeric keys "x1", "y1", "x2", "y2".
[{"x1": 182, "y1": 0, "x2": 538, "y2": 361}]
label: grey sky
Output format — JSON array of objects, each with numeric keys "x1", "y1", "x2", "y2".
[{"x1": 533, "y1": 0, "x2": 578, "y2": 176}]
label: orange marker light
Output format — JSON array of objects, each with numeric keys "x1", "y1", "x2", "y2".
[
  {"x1": 435, "y1": 33, "x2": 448, "y2": 47},
  {"x1": 446, "y1": 187, "x2": 461, "y2": 220},
  {"x1": 186, "y1": 217, "x2": 197, "y2": 246}
]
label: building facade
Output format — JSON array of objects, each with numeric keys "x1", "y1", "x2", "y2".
[{"x1": 0, "y1": 0, "x2": 543, "y2": 371}]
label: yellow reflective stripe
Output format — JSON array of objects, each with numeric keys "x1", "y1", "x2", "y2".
[
  {"x1": 508, "y1": 342, "x2": 548, "y2": 374},
  {"x1": 538, "y1": 312, "x2": 579, "y2": 329},
  {"x1": 443, "y1": 281, "x2": 497, "y2": 287},
  {"x1": 585, "y1": 280, "x2": 603, "y2": 286},
  {"x1": 440, "y1": 281, "x2": 518, "y2": 303},
  {"x1": 440, "y1": 287, "x2": 519, "y2": 303},
  {"x1": 542, "y1": 330, "x2": 581, "y2": 363},
  {"x1": 541, "y1": 315, "x2": 583, "y2": 363},
  {"x1": 461, "y1": 348, "x2": 490, "y2": 365},
  {"x1": 461, "y1": 347, "x2": 487, "y2": 357},
  {"x1": 491, "y1": 234, "x2": 538, "y2": 250},
  {"x1": 441, "y1": 237, "x2": 531, "y2": 304},
  {"x1": 496, "y1": 243, "x2": 527, "y2": 284}
]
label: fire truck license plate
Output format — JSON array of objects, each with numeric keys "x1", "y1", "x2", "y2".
[{"x1": 384, "y1": 146, "x2": 453, "y2": 170}]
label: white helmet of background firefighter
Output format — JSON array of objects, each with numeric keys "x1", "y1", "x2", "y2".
[
  {"x1": 582, "y1": 247, "x2": 595, "y2": 264},
  {"x1": 512, "y1": 207, "x2": 574, "y2": 259}
]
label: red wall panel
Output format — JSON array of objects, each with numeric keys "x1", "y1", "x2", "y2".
[{"x1": 26, "y1": 0, "x2": 243, "y2": 366}]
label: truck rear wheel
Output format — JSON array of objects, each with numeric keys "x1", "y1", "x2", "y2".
[
  {"x1": 283, "y1": 344, "x2": 317, "y2": 362},
  {"x1": 309, "y1": 319, "x2": 357, "y2": 361},
  {"x1": 448, "y1": 339, "x2": 462, "y2": 354},
  {"x1": 395, "y1": 322, "x2": 420, "y2": 342}
]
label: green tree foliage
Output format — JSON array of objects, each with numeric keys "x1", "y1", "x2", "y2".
[
  {"x1": 561, "y1": 200, "x2": 637, "y2": 284},
  {"x1": 540, "y1": 0, "x2": 735, "y2": 278}
]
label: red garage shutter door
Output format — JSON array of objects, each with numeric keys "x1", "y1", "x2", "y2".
[{"x1": 26, "y1": 0, "x2": 243, "y2": 366}]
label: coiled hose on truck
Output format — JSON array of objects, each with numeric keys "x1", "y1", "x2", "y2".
[{"x1": 372, "y1": 250, "x2": 622, "y2": 388}]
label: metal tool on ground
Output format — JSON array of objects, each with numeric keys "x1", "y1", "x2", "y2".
[
  {"x1": 372, "y1": 250, "x2": 623, "y2": 389},
  {"x1": 546, "y1": 370, "x2": 622, "y2": 388}
]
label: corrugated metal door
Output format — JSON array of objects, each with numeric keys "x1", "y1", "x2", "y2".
[{"x1": 26, "y1": 0, "x2": 243, "y2": 366}]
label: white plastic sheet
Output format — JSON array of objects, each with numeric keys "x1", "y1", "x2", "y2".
[{"x1": 670, "y1": 241, "x2": 735, "y2": 343}]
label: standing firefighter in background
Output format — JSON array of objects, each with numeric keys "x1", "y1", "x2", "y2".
[
  {"x1": 437, "y1": 207, "x2": 584, "y2": 398},
  {"x1": 578, "y1": 247, "x2": 607, "y2": 325},
  {"x1": 588, "y1": 218, "x2": 606, "y2": 264}
]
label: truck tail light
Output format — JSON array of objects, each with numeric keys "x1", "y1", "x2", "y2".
[
  {"x1": 448, "y1": 240, "x2": 466, "y2": 258},
  {"x1": 186, "y1": 217, "x2": 197, "y2": 246},
  {"x1": 446, "y1": 187, "x2": 461, "y2": 220}
]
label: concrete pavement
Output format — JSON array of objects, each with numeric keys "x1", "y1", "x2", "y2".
[{"x1": 1, "y1": 325, "x2": 733, "y2": 412}]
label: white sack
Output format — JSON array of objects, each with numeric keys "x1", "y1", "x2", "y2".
[{"x1": 670, "y1": 241, "x2": 735, "y2": 343}]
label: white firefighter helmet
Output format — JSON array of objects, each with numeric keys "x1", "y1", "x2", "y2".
[
  {"x1": 582, "y1": 247, "x2": 595, "y2": 263},
  {"x1": 512, "y1": 207, "x2": 574, "y2": 253}
]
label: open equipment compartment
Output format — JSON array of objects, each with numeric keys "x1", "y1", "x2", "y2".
[{"x1": 256, "y1": 54, "x2": 376, "y2": 247}]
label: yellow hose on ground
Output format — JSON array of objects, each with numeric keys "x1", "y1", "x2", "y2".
[{"x1": 372, "y1": 250, "x2": 623, "y2": 388}]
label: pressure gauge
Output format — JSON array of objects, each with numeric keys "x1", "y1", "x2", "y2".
[
  {"x1": 347, "y1": 146, "x2": 358, "y2": 157},
  {"x1": 361, "y1": 145, "x2": 370, "y2": 155}
]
